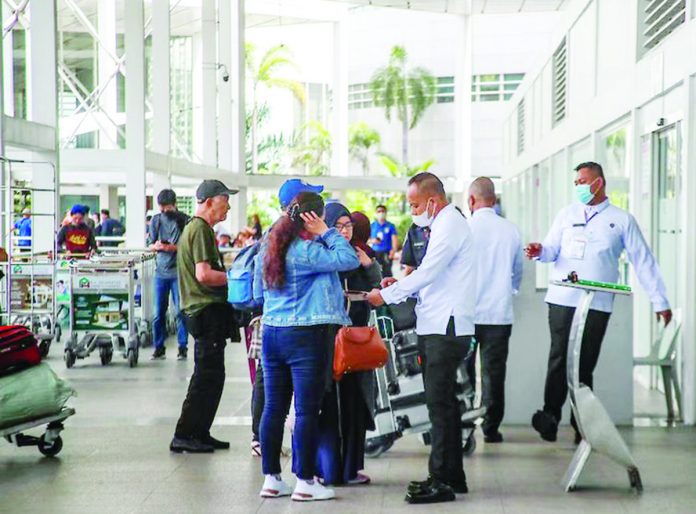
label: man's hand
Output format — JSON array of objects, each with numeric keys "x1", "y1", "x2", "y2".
[
  {"x1": 381, "y1": 277, "x2": 397, "y2": 288},
  {"x1": 656, "y1": 309, "x2": 673, "y2": 326},
  {"x1": 366, "y1": 288, "x2": 385, "y2": 307},
  {"x1": 152, "y1": 241, "x2": 164, "y2": 252},
  {"x1": 388, "y1": 249, "x2": 396, "y2": 260},
  {"x1": 524, "y1": 242, "x2": 543, "y2": 260}
]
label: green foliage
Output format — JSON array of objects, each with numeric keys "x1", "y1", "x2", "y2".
[
  {"x1": 348, "y1": 122, "x2": 381, "y2": 174},
  {"x1": 247, "y1": 192, "x2": 281, "y2": 229},
  {"x1": 291, "y1": 120, "x2": 332, "y2": 176},
  {"x1": 377, "y1": 152, "x2": 434, "y2": 177},
  {"x1": 369, "y1": 45, "x2": 436, "y2": 163}
]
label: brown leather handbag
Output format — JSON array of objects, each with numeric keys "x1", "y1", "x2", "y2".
[{"x1": 333, "y1": 324, "x2": 388, "y2": 382}]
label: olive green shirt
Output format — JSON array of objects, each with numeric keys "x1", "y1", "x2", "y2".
[{"x1": 177, "y1": 217, "x2": 227, "y2": 315}]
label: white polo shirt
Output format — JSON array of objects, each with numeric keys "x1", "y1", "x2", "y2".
[
  {"x1": 539, "y1": 199, "x2": 670, "y2": 313},
  {"x1": 381, "y1": 203, "x2": 476, "y2": 336},
  {"x1": 468, "y1": 208, "x2": 523, "y2": 325}
]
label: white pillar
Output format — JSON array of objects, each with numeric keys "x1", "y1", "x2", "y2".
[
  {"x1": 151, "y1": 0, "x2": 170, "y2": 158},
  {"x1": 218, "y1": 0, "x2": 233, "y2": 171},
  {"x1": 99, "y1": 185, "x2": 119, "y2": 216},
  {"x1": 331, "y1": 19, "x2": 349, "y2": 177},
  {"x1": 125, "y1": 0, "x2": 146, "y2": 247},
  {"x1": 28, "y1": 0, "x2": 58, "y2": 254},
  {"x1": 453, "y1": 10, "x2": 473, "y2": 202},
  {"x1": 200, "y1": 0, "x2": 218, "y2": 166},
  {"x1": 2, "y1": 2, "x2": 14, "y2": 117},
  {"x1": 98, "y1": 0, "x2": 117, "y2": 149}
]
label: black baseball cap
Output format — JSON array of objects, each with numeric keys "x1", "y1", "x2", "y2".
[{"x1": 196, "y1": 180, "x2": 239, "y2": 202}]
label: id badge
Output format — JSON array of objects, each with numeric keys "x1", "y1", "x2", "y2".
[{"x1": 568, "y1": 237, "x2": 587, "y2": 260}]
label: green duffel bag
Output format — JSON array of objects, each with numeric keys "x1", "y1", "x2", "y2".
[{"x1": 0, "y1": 363, "x2": 76, "y2": 429}]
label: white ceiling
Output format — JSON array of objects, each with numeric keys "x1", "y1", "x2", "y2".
[{"x1": 323, "y1": 0, "x2": 568, "y2": 14}]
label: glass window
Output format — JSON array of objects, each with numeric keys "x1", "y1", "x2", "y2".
[
  {"x1": 479, "y1": 74, "x2": 499, "y2": 82},
  {"x1": 480, "y1": 84, "x2": 499, "y2": 92},
  {"x1": 504, "y1": 73, "x2": 525, "y2": 81},
  {"x1": 481, "y1": 94, "x2": 500, "y2": 102},
  {"x1": 504, "y1": 83, "x2": 519, "y2": 91}
]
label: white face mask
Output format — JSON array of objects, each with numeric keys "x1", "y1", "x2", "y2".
[
  {"x1": 412, "y1": 199, "x2": 434, "y2": 227},
  {"x1": 376, "y1": 212, "x2": 386, "y2": 222}
]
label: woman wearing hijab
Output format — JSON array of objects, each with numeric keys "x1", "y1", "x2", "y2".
[{"x1": 315, "y1": 202, "x2": 382, "y2": 486}]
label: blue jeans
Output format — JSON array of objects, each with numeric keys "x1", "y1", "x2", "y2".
[
  {"x1": 260, "y1": 325, "x2": 328, "y2": 479},
  {"x1": 152, "y1": 275, "x2": 187, "y2": 349}
]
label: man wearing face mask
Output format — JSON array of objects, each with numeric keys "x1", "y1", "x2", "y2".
[
  {"x1": 367, "y1": 172, "x2": 475, "y2": 504},
  {"x1": 525, "y1": 161, "x2": 671, "y2": 444},
  {"x1": 370, "y1": 205, "x2": 399, "y2": 278}
]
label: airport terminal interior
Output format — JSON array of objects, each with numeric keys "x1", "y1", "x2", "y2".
[{"x1": 1, "y1": 0, "x2": 696, "y2": 512}]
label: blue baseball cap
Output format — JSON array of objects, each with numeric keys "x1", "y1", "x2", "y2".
[
  {"x1": 278, "y1": 179, "x2": 324, "y2": 208},
  {"x1": 70, "y1": 204, "x2": 86, "y2": 216}
]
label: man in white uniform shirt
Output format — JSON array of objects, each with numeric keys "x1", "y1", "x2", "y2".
[
  {"x1": 467, "y1": 177, "x2": 523, "y2": 444},
  {"x1": 367, "y1": 172, "x2": 475, "y2": 505},
  {"x1": 525, "y1": 161, "x2": 672, "y2": 444}
]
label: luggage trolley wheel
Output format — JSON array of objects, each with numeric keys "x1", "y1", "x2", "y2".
[
  {"x1": 127, "y1": 335, "x2": 139, "y2": 368},
  {"x1": 463, "y1": 432, "x2": 477, "y2": 457},
  {"x1": 38, "y1": 434, "x2": 63, "y2": 457},
  {"x1": 55, "y1": 324, "x2": 62, "y2": 343},
  {"x1": 64, "y1": 350, "x2": 76, "y2": 369},
  {"x1": 365, "y1": 437, "x2": 394, "y2": 459},
  {"x1": 99, "y1": 346, "x2": 113, "y2": 366}
]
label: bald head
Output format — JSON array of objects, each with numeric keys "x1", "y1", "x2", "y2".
[{"x1": 468, "y1": 176, "x2": 496, "y2": 213}]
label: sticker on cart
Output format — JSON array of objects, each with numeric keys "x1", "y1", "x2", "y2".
[
  {"x1": 73, "y1": 275, "x2": 129, "y2": 290},
  {"x1": 73, "y1": 293, "x2": 129, "y2": 330},
  {"x1": 11, "y1": 264, "x2": 54, "y2": 276},
  {"x1": 10, "y1": 277, "x2": 53, "y2": 310}
]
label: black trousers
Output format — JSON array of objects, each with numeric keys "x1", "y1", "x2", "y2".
[
  {"x1": 175, "y1": 303, "x2": 228, "y2": 439},
  {"x1": 375, "y1": 251, "x2": 393, "y2": 278},
  {"x1": 472, "y1": 324, "x2": 512, "y2": 435},
  {"x1": 418, "y1": 318, "x2": 471, "y2": 483},
  {"x1": 543, "y1": 304, "x2": 611, "y2": 424}
]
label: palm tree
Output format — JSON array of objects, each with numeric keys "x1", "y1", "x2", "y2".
[
  {"x1": 369, "y1": 46, "x2": 436, "y2": 165},
  {"x1": 291, "y1": 120, "x2": 332, "y2": 176},
  {"x1": 348, "y1": 122, "x2": 381, "y2": 174},
  {"x1": 246, "y1": 43, "x2": 306, "y2": 174}
]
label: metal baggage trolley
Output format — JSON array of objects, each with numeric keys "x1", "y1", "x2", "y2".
[
  {"x1": 1, "y1": 408, "x2": 75, "y2": 457},
  {"x1": 64, "y1": 252, "x2": 155, "y2": 368}
]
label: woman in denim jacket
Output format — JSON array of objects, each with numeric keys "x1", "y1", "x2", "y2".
[{"x1": 254, "y1": 192, "x2": 359, "y2": 502}]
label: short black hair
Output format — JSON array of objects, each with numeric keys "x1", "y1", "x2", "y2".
[
  {"x1": 408, "y1": 172, "x2": 446, "y2": 197},
  {"x1": 157, "y1": 188, "x2": 177, "y2": 206},
  {"x1": 101, "y1": 209, "x2": 110, "y2": 216},
  {"x1": 574, "y1": 161, "x2": 606, "y2": 186},
  {"x1": 376, "y1": 205, "x2": 387, "y2": 212}
]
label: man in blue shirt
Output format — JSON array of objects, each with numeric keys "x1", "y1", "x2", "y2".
[
  {"x1": 370, "y1": 205, "x2": 398, "y2": 278},
  {"x1": 96, "y1": 209, "x2": 125, "y2": 247},
  {"x1": 14, "y1": 208, "x2": 32, "y2": 251}
]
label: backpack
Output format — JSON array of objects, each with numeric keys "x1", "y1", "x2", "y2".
[{"x1": 227, "y1": 242, "x2": 262, "y2": 312}]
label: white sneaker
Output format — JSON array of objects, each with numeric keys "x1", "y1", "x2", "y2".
[
  {"x1": 291, "y1": 479, "x2": 336, "y2": 502},
  {"x1": 259, "y1": 475, "x2": 292, "y2": 498}
]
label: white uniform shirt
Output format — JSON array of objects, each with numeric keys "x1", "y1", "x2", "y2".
[
  {"x1": 539, "y1": 199, "x2": 670, "y2": 313},
  {"x1": 381, "y1": 203, "x2": 476, "y2": 336},
  {"x1": 468, "y1": 208, "x2": 523, "y2": 325}
]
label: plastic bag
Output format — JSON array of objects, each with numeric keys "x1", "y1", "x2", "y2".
[{"x1": 0, "y1": 363, "x2": 75, "y2": 429}]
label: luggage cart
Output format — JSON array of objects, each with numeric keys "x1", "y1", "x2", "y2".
[
  {"x1": 1, "y1": 408, "x2": 75, "y2": 457},
  {"x1": 365, "y1": 311, "x2": 485, "y2": 458},
  {"x1": 64, "y1": 252, "x2": 155, "y2": 368},
  {"x1": 0, "y1": 158, "x2": 60, "y2": 356}
]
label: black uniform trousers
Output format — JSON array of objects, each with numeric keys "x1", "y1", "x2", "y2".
[
  {"x1": 175, "y1": 303, "x2": 228, "y2": 440},
  {"x1": 543, "y1": 303, "x2": 611, "y2": 427},
  {"x1": 471, "y1": 324, "x2": 512, "y2": 436},
  {"x1": 418, "y1": 317, "x2": 471, "y2": 483}
]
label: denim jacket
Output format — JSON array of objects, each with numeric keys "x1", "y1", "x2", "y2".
[{"x1": 253, "y1": 228, "x2": 360, "y2": 327}]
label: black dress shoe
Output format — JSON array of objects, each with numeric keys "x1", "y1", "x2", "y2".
[
  {"x1": 532, "y1": 410, "x2": 558, "y2": 442},
  {"x1": 170, "y1": 437, "x2": 214, "y2": 453},
  {"x1": 484, "y1": 431, "x2": 504, "y2": 443},
  {"x1": 202, "y1": 435, "x2": 230, "y2": 450},
  {"x1": 408, "y1": 476, "x2": 468, "y2": 494},
  {"x1": 405, "y1": 480, "x2": 455, "y2": 504}
]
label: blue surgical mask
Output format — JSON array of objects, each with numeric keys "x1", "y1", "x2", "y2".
[{"x1": 575, "y1": 177, "x2": 600, "y2": 205}]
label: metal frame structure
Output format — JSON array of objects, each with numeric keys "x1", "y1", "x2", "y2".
[{"x1": 552, "y1": 280, "x2": 643, "y2": 493}]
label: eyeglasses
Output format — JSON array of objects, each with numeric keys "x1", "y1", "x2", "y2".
[{"x1": 335, "y1": 222, "x2": 354, "y2": 231}]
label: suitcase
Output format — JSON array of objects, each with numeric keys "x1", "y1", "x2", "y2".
[{"x1": 0, "y1": 326, "x2": 41, "y2": 375}]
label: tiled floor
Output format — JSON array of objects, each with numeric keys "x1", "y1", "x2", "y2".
[{"x1": 1, "y1": 337, "x2": 695, "y2": 514}]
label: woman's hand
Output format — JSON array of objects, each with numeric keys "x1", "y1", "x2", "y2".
[
  {"x1": 300, "y1": 211, "x2": 329, "y2": 236},
  {"x1": 356, "y1": 247, "x2": 372, "y2": 267}
]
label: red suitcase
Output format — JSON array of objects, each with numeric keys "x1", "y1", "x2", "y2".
[{"x1": 0, "y1": 325, "x2": 41, "y2": 374}]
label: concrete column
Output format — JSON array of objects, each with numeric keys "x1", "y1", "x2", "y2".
[
  {"x1": 218, "y1": 0, "x2": 233, "y2": 171},
  {"x1": 200, "y1": 0, "x2": 218, "y2": 166},
  {"x1": 151, "y1": 0, "x2": 170, "y2": 157},
  {"x1": 230, "y1": 0, "x2": 245, "y2": 176},
  {"x1": 98, "y1": 0, "x2": 117, "y2": 148},
  {"x1": 28, "y1": 0, "x2": 58, "y2": 254},
  {"x1": 125, "y1": 0, "x2": 146, "y2": 247},
  {"x1": 99, "y1": 185, "x2": 119, "y2": 219},
  {"x1": 2, "y1": 3, "x2": 14, "y2": 117},
  {"x1": 331, "y1": 19, "x2": 349, "y2": 177},
  {"x1": 453, "y1": 11, "x2": 473, "y2": 194}
]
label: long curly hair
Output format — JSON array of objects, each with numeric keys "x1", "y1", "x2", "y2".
[{"x1": 264, "y1": 192, "x2": 325, "y2": 289}]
